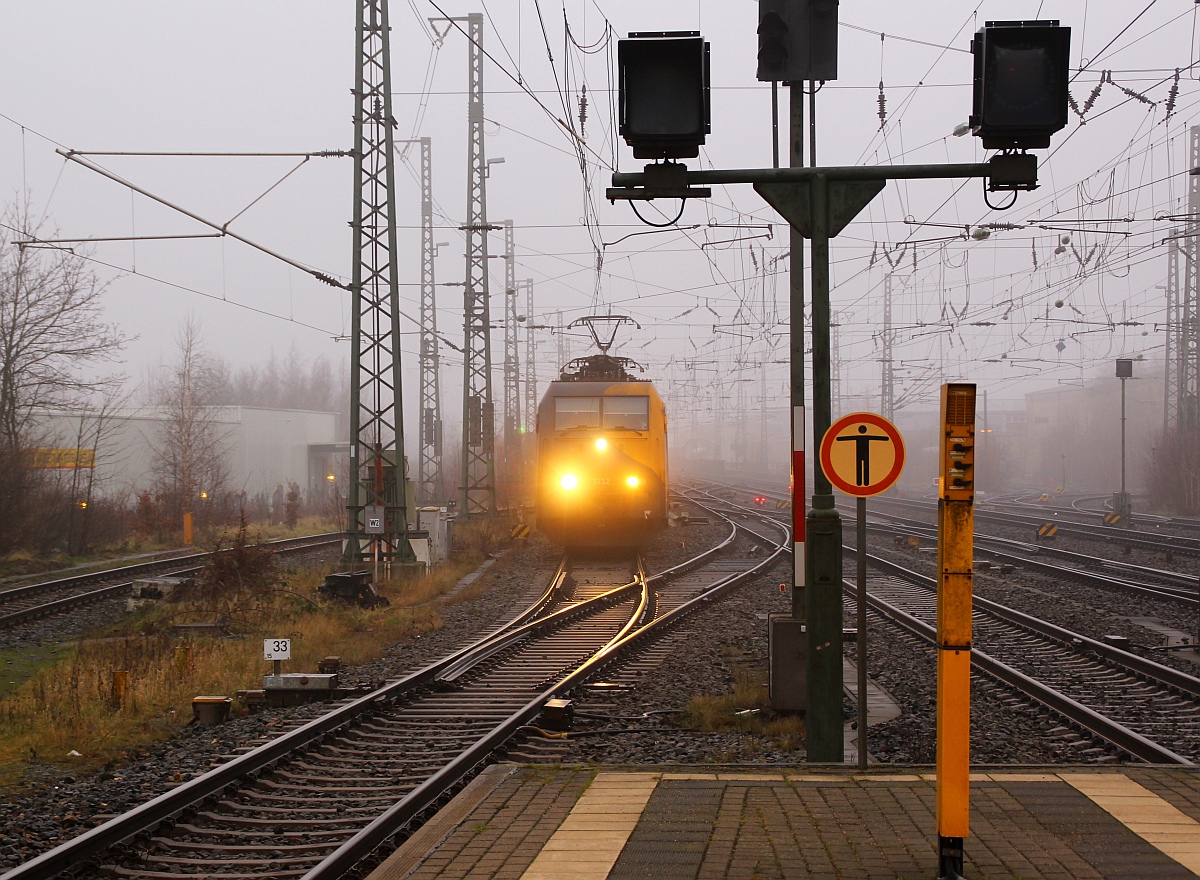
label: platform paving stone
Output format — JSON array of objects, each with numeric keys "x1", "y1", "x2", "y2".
[{"x1": 367, "y1": 766, "x2": 1200, "y2": 879}]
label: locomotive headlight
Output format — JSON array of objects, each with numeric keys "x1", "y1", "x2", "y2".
[
  {"x1": 595, "y1": 438, "x2": 608, "y2": 451},
  {"x1": 626, "y1": 475, "x2": 639, "y2": 488},
  {"x1": 560, "y1": 473, "x2": 579, "y2": 491}
]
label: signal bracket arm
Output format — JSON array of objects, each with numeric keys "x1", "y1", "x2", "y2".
[{"x1": 606, "y1": 154, "x2": 1032, "y2": 204}]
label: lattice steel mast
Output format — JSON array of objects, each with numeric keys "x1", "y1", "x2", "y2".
[
  {"x1": 556, "y1": 310, "x2": 570, "y2": 370},
  {"x1": 452, "y1": 12, "x2": 497, "y2": 515},
  {"x1": 881, "y1": 273, "x2": 895, "y2": 421},
  {"x1": 1165, "y1": 240, "x2": 1178, "y2": 436},
  {"x1": 501, "y1": 220, "x2": 520, "y2": 498},
  {"x1": 830, "y1": 310, "x2": 842, "y2": 420},
  {"x1": 522, "y1": 279, "x2": 537, "y2": 432},
  {"x1": 409, "y1": 137, "x2": 443, "y2": 504},
  {"x1": 1179, "y1": 126, "x2": 1200, "y2": 431},
  {"x1": 345, "y1": 0, "x2": 414, "y2": 564}
]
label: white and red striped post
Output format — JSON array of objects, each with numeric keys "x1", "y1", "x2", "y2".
[{"x1": 792, "y1": 404, "x2": 806, "y2": 616}]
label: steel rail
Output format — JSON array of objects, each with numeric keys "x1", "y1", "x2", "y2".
[
  {"x1": 434, "y1": 561, "x2": 642, "y2": 683},
  {"x1": 880, "y1": 496, "x2": 1200, "y2": 555},
  {"x1": 0, "y1": 534, "x2": 342, "y2": 604},
  {"x1": 859, "y1": 552, "x2": 1194, "y2": 765},
  {"x1": 864, "y1": 517, "x2": 1200, "y2": 607},
  {"x1": 699, "y1": 480, "x2": 1199, "y2": 767},
  {"x1": 435, "y1": 508, "x2": 739, "y2": 684},
  {"x1": 0, "y1": 536, "x2": 342, "y2": 630},
  {"x1": 0, "y1": 551, "x2": 571, "y2": 880},
  {"x1": 301, "y1": 505, "x2": 783, "y2": 880},
  {"x1": 2, "y1": 519, "x2": 745, "y2": 880},
  {"x1": 0, "y1": 582, "x2": 132, "y2": 627},
  {"x1": 861, "y1": 548, "x2": 1200, "y2": 698}
]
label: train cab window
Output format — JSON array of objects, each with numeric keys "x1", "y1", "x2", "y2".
[
  {"x1": 555, "y1": 397, "x2": 601, "y2": 430},
  {"x1": 602, "y1": 396, "x2": 649, "y2": 431}
]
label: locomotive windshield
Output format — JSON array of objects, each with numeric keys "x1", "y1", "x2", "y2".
[
  {"x1": 554, "y1": 397, "x2": 600, "y2": 429},
  {"x1": 554, "y1": 396, "x2": 649, "y2": 431},
  {"x1": 602, "y1": 396, "x2": 649, "y2": 430}
]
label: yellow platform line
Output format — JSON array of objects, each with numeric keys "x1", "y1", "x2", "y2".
[
  {"x1": 1065, "y1": 773, "x2": 1200, "y2": 874},
  {"x1": 519, "y1": 772, "x2": 660, "y2": 880}
]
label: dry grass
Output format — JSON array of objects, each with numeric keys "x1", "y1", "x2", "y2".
[
  {"x1": 0, "y1": 520, "x2": 510, "y2": 789},
  {"x1": 680, "y1": 670, "x2": 805, "y2": 752}
]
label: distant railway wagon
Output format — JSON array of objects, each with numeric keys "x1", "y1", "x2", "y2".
[{"x1": 536, "y1": 354, "x2": 668, "y2": 548}]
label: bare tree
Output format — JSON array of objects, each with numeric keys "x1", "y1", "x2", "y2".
[
  {"x1": 0, "y1": 202, "x2": 125, "y2": 552},
  {"x1": 220, "y1": 346, "x2": 347, "y2": 432},
  {"x1": 150, "y1": 318, "x2": 230, "y2": 529},
  {"x1": 65, "y1": 384, "x2": 134, "y2": 554}
]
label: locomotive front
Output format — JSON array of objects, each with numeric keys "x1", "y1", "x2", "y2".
[{"x1": 536, "y1": 355, "x2": 668, "y2": 548}]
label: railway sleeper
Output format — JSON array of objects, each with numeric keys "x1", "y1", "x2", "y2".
[
  {"x1": 136, "y1": 853, "x2": 319, "y2": 868},
  {"x1": 288, "y1": 758, "x2": 448, "y2": 773},
  {"x1": 202, "y1": 810, "x2": 369, "y2": 827},
  {"x1": 240, "y1": 787, "x2": 415, "y2": 803},
  {"x1": 299, "y1": 755, "x2": 460, "y2": 771},
  {"x1": 148, "y1": 837, "x2": 335, "y2": 855},
  {"x1": 267, "y1": 770, "x2": 429, "y2": 786},
  {"x1": 215, "y1": 800, "x2": 380, "y2": 817},
  {"x1": 173, "y1": 823, "x2": 349, "y2": 840},
  {"x1": 106, "y1": 867, "x2": 310, "y2": 879}
]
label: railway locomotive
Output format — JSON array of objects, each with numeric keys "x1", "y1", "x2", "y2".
[{"x1": 536, "y1": 351, "x2": 668, "y2": 548}]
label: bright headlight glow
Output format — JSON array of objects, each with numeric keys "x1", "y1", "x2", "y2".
[
  {"x1": 595, "y1": 438, "x2": 608, "y2": 451},
  {"x1": 560, "y1": 473, "x2": 579, "y2": 490},
  {"x1": 626, "y1": 475, "x2": 639, "y2": 488}
]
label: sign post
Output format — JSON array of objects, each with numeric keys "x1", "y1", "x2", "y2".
[
  {"x1": 365, "y1": 505, "x2": 385, "y2": 583},
  {"x1": 264, "y1": 637, "x2": 291, "y2": 677},
  {"x1": 819, "y1": 412, "x2": 905, "y2": 768}
]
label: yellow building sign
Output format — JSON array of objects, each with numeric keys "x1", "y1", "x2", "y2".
[{"x1": 29, "y1": 448, "x2": 96, "y2": 469}]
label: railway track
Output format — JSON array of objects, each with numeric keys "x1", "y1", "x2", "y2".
[
  {"x1": 700, "y1": 480, "x2": 1200, "y2": 764},
  {"x1": 0, "y1": 534, "x2": 341, "y2": 630},
  {"x1": 863, "y1": 513, "x2": 1200, "y2": 608},
  {"x1": 3, "y1": 507, "x2": 786, "y2": 880},
  {"x1": 704, "y1": 476, "x2": 1200, "y2": 554},
  {"x1": 894, "y1": 496, "x2": 1200, "y2": 555},
  {"x1": 855, "y1": 555, "x2": 1200, "y2": 765}
]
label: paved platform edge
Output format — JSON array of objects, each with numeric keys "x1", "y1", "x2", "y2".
[
  {"x1": 368, "y1": 764, "x2": 521, "y2": 880},
  {"x1": 367, "y1": 763, "x2": 1200, "y2": 880}
]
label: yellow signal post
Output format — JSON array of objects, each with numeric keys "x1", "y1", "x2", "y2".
[{"x1": 936, "y1": 383, "x2": 976, "y2": 880}]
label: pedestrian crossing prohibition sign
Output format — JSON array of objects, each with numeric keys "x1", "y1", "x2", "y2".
[{"x1": 819, "y1": 412, "x2": 906, "y2": 498}]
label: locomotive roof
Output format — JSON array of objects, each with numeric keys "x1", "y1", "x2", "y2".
[{"x1": 556, "y1": 354, "x2": 643, "y2": 382}]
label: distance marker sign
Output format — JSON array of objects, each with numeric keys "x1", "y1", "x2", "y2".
[{"x1": 819, "y1": 412, "x2": 906, "y2": 497}]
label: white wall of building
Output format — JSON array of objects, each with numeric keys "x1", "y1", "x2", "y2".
[{"x1": 34, "y1": 406, "x2": 337, "y2": 499}]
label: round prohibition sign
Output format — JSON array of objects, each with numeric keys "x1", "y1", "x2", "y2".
[{"x1": 819, "y1": 412, "x2": 906, "y2": 498}]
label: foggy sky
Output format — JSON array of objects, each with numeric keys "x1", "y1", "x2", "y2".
[{"x1": 0, "y1": 1, "x2": 1191, "y2": 452}]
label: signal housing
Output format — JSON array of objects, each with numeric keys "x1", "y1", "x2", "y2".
[
  {"x1": 970, "y1": 20, "x2": 1071, "y2": 151},
  {"x1": 618, "y1": 32, "x2": 710, "y2": 160}
]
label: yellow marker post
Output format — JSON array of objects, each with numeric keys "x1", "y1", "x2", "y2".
[
  {"x1": 936, "y1": 383, "x2": 975, "y2": 879},
  {"x1": 182, "y1": 512, "x2": 194, "y2": 546}
]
